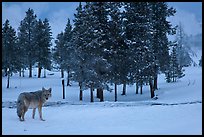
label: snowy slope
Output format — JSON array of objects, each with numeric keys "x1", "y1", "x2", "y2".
[
  {"x1": 190, "y1": 47, "x2": 202, "y2": 66},
  {"x1": 2, "y1": 66, "x2": 202, "y2": 135}
]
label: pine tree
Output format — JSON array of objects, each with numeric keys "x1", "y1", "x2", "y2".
[
  {"x1": 18, "y1": 8, "x2": 38, "y2": 77},
  {"x1": 171, "y1": 45, "x2": 178, "y2": 82},
  {"x1": 150, "y1": 2, "x2": 176, "y2": 90},
  {"x1": 53, "y1": 32, "x2": 66, "y2": 78},
  {"x1": 120, "y1": 2, "x2": 143, "y2": 95},
  {"x1": 63, "y1": 18, "x2": 73, "y2": 86},
  {"x1": 53, "y1": 18, "x2": 72, "y2": 82},
  {"x1": 71, "y1": 2, "x2": 87, "y2": 101},
  {"x1": 42, "y1": 18, "x2": 52, "y2": 77},
  {"x1": 106, "y1": 2, "x2": 124, "y2": 100},
  {"x1": 34, "y1": 18, "x2": 52, "y2": 78},
  {"x1": 2, "y1": 19, "x2": 19, "y2": 88},
  {"x1": 72, "y1": 2, "x2": 112, "y2": 102},
  {"x1": 85, "y1": 2, "x2": 108, "y2": 101},
  {"x1": 167, "y1": 43, "x2": 185, "y2": 82},
  {"x1": 72, "y1": 2, "x2": 85, "y2": 100},
  {"x1": 123, "y1": 2, "x2": 155, "y2": 97},
  {"x1": 175, "y1": 23, "x2": 192, "y2": 67},
  {"x1": 17, "y1": 21, "x2": 28, "y2": 77},
  {"x1": 34, "y1": 19, "x2": 45, "y2": 78}
]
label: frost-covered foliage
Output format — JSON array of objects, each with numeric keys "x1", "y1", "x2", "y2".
[
  {"x1": 2, "y1": 20, "x2": 20, "y2": 88},
  {"x1": 17, "y1": 8, "x2": 52, "y2": 78},
  {"x1": 165, "y1": 42, "x2": 185, "y2": 83},
  {"x1": 3, "y1": 2, "x2": 189, "y2": 100},
  {"x1": 62, "y1": 2, "x2": 177, "y2": 99},
  {"x1": 175, "y1": 23, "x2": 193, "y2": 67}
]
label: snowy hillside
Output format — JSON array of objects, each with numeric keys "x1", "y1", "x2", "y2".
[
  {"x1": 187, "y1": 34, "x2": 202, "y2": 66},
  {"x1": 2, "y1": 65, "x2": 202, "y2": 135},
  {"x1": 190, "y1": 47, "x2": 202, "y2": 66}
]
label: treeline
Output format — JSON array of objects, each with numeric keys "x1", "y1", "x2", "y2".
[
  {"x1": 2, "y1": 8, "x2": 52, "y2": 88},
  {"x1": 3, "y1": 2, "x2": 191, "y2": 101}
]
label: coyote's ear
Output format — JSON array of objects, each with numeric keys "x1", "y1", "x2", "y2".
[
  {"x1": 42, "y1": 87, "x2": 45, "y2": 91},
  {"x1": 49, "y1": 88, "x2": 52, "y2": 93}
]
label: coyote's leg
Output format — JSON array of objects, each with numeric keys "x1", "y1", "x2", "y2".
[
  {"x1": 19, "y1": 114, "x2": 23, "y2": 121},
  {"x1": 32, "y1": 108, "x2": 36, "y2": 119},
  {"x1": 22, "y1": 107, "x2": 28, "y2": 121},
  {"x1": 38, "y1": 105, "x2": 45, "y2": 121}
]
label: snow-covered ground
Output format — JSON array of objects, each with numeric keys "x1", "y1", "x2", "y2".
[{"x1": 2, "y1": 66, "x2": 202, "y2": 135}]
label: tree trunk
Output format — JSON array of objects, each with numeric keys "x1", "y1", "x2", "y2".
[
  {"x1": 19, "y1": 69, "x2": 21, "y2": 77},
  {"x1": 62, "y1": 79, "x2": 65, "y2": 99},
  {"x1": 173, "y1": 67, "x2": 175, "y2": 82},
  {"x1": 96, "y1": 88, "x2": 104, "y2": 101},
  {"x1": 67, "y1": 71, "x2": 71, "y2": 86},
  {"x1": 7, "y1": 72, "x2": 10, "y2": 88},
  {"x1": 149, "y1": 80, "x2": 155, "y2": 98},
  {"x1": 29, "y1": 64, "x2": 32, "y2": 78},
  {"x1": 61, "y1": 69, "x2": 64, "y2": 78},
  {"x1": 22, "y1": 68, "x2": 25, "y2": 77},
  {"x1": 96, "y1": 89, "x2": 100, "y2": 98},
  {"x1": 4, "y1": 68, "x2": 7, "y2": 77},
  {"x1": 79, "y1": 82, "x2": 83, "y2": 101},
  {"x1": 44, "y1": 68, "x2": 46, "y2": 78},
  {"x1": 140, "y1": 83, "x2": 143, "y2": 94},
  {"x1": 115, "y1": 83, "x2": 117, "y2": 102},
  {"x1": 38, "y1": 63, "x2": 42, "y2": 78},
  {"x1": 121, "y1": 83, "x2": 126, "y2": 95},
  {"x1": 136, "y1": 82, "x2": 139, "y2": 94},
  {"x1": 99, "y1": 88, "x2": 104, "y2": 102},
  {"x1": 90, "y1": 83, "x2": 94, "y2": 102},
  {"x1": 153, "y1": 75, "x2": 158, "y2": 90}
]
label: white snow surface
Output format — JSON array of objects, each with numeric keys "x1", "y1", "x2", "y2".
[{"x1": 2, "y1": 66, "x2": 202, "y2": 135}]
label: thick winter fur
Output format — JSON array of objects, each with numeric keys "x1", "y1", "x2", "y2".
[{"x1": 16, "y1": 87, "x2": 52, "y2": 121}]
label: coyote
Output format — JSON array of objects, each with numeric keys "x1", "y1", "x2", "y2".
[{"x1": 16, "y1": 87, "x2": 52, "y2": 121}]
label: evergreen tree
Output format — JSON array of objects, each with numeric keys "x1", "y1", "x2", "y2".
[
  {"x1": 166, "y1": 43, "x2": 185, "y2": 82},
  {"x1": 85, "y1": 3, "x2": 108, "y2": 99},
  {"x1": 63, "y1": 18, "x2": 73, "y2": 86},
  {"x1": 2, "y1": 19, "x2": 20, "y2": 88},
  {"x1": 123, "y1": 2, "x2": 155, "y2": 97},
  {"x1": 175, "y1": 23, "x2": 192, "y2": 67},
  {"x1": 106, "y1": 2, "x2": 124, "y2": 100},
  {"x1": 171, "y1": 45, "x2": 179, "y2": 82},
  {"x1": 17, "y1": 21, "x2": 28, "y2": 77},
  {"x1": 18, "y1": 8, "x2": 38, "y2": 77},
  {"x1": 123, "y1": 2, "x2": 140, "y2": 92},
  {"x1": 53, "y1": 32, "x2": 66, "y2": 78},
  {"x1": 69, "y1": 2, "x2": 178, "y2": 100},
  {"x1": 53, "y1": 18, "x2": 72, "y2": 81},
  {"x1": 42, "y1": 18, "x2": 52, "y2": 77},
  {"x1": 34, "y1": 19, "x2": 45, "y2": 78},
  {"x1": 71, "y1": 2, "x2": 88, "y2": 101},
  {"x1": 150, "y1": 2, "x2": 176, "y2": 90},
  {"x1": 72, "y1": 2, "x2": 112, "y2": 102},
  {"x1": 34, "y1": 18, "x2": 52, "y2": 78}
]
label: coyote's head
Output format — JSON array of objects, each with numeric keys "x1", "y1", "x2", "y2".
[{"x1": 42, "y1": 87, "x2": 52, "y2": 100}]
